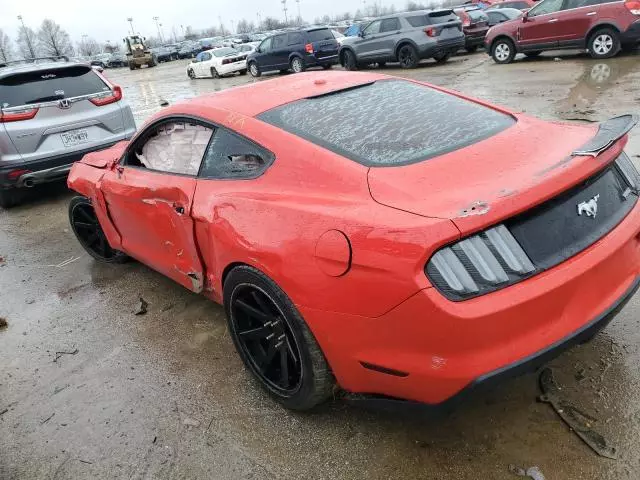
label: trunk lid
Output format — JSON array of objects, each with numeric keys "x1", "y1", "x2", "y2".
[{"x1": 367, "y1": 115, "x2": 622, "y2": 234}]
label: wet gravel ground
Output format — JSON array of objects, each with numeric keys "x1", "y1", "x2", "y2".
[{"x1": 2, "y1": 49, "x2": 640, "y2": 480}]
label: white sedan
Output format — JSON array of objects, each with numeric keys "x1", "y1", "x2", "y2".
[{"x1": 187, "y1": 47, "x2": 247, "y2": 79}]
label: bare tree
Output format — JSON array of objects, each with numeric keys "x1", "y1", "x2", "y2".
[
  {"x1": 0, "y1": 29, "x2": 13, "y2": 62},
  {"x1": 77, "y1": 37, "x2": 100, "y2": 57},
  {"x1": 17, "y1": 26, "x2": 38, "y2": 59},
  {"x1": 236, "y1": 19, "x2": 255, "y2": 34},
  {"x1": 103, "y1": 42, "x2": 120, "y2": 53},
  {"x1": 37, "y1": 19, "x2": 73, "y2": 57},
  {"x1": 184, "y1": 25, "x2": 197, "y2": 40},
  {"x1": 262, "y1": 17, "x2": 286, "y2": 30}
]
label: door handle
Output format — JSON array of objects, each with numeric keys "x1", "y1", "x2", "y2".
[
  {"x1": 548, "y1": 18, "x2": 558, "y2": 23},
  {"x1": 174, "y1": 204, "x2": 185, "y2": 214},
  {"x1": 586, "y1": 11, "x2": 597, "y2": 15}
]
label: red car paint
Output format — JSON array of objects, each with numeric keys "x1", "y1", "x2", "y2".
[
  {"x1": 68, "y1": 72, "x2": 640, "y2": 405},
  {"x1": 485, "y1": 0, "x2": 640, "y2": 58}
]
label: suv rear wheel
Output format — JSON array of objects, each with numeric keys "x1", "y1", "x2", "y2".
[
  {"x1": 398, "y1": 44, "x2": 419, "y2": 69},
  {"x1": 492, "y1": 38, "x2": 516, "y2": 64},
  {"x1": 433, "y1": 52, "x2": 450, "y2": 63},
  {"x1": 588, "y1": 28, "x2": 620, "y2": 59},
  {"x1": 0, "y1": 189, "x2": 19, "y2": 209},
  {"x1": 290, "y1": 57, "x2": 305, "y2": 73}
]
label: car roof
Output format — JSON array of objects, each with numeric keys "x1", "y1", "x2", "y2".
[
  {"x1": 177, "y1": 71, "x2": 387, "y2": 118},
  {"x1": 0, "y1": 60, "x2": 90, "y2": 80},
  {"x1": 488, "y1": 7, "x2": 523, "y2": 13}
]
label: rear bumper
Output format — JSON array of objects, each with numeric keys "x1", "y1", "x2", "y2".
[
  {"x1": 305, "y1": 53, "x2": 340, "y2": 66},
  {"x1": 0, "y1": 139, "x2": 130, "y2": 189},
  {"x1": 217, "y1": 61, "x2": 247, "y2": 75},
  {"x1": 419, "y1": 37, "x2": 466, "y2": 58},
  {"x1": 301, "y1": 198, "x2": 640, "y2": 406},
  {"x1": 465, "y1": 34, "x2": 487, "y2": 48},
  {"x1": 621, "y1": 20, "x2": 640, "y2": 45}
]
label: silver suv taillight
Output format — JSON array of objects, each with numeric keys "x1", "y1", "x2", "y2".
[{"x1": 427, "y1": 225, "x2": 535, "y2": 300}]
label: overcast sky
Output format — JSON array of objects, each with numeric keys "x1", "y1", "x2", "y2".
[{"x1": 1, "y1": 0, "x2": 407, "y2": 46}]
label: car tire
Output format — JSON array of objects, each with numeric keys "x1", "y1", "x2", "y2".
[
  {"x1": 211, "y1": 67, "x2": 220, "y2": 79},
  {"x1": 465, "y1": 46, "x2": 478, "y2": 53},
  {"x1": 433, "y1": 52, "x2": 450, "y2": 63},
  {"x1": 129, "y1": 62, "x2": 136, "y2": 70},
  {"x1": 322, "y1": 64, "x2": 333, "y2": 69},
  {"x1": 397, "y1": 44, "x2": 419, "y2": 69},
  {"x1": 223, "y1": 265, "x2": 334, "y2": 410},
  {"x1": 343, "y1": 49, "x2": 358, "y2": 71},
  {"x1": 69, "y1": 196, "x2": 129, "y2": 264},
  {"x1": 148, "y1": 56, "x2": 157, "y2": 67},
  {"x1": 249, "y1": 62, "x2": 261, "y2": 77},
  {"x1": 524, "y1": 51, "x2": 542, "y2": 58},
  {"x1": 187, "y1": 68, "x2": 195, "y2": 79},
  {"x1": 290, "y1": 56, "x2": 305, "y2": 73},
  {"x1": 491, "y1": 38, "x2": 516, "y2": 64},
  {"x1": 588, "y1": 28, "x2": 620, "y2": 59},
  {"x1": 0, "y1": 188, "x2": 19, "y2": 209}
]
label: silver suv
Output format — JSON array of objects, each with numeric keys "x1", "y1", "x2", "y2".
[
  {"x1": 0, "y1": 57, "x2": 136, "y2": 208},
  {"x1": 339, "y1": 9, "x2": 465, "y2": 69}
]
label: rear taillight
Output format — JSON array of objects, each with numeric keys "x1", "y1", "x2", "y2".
[
  {"x1": 305, "y1": 43, "x2": 314, "y2": 54},
  {"x1": 90, "y1": 85, "x2": 122, "y2": 107},
  {"x1": 463, "y1": 19, "x2": 471, "y2": 27},
  {"x1": 626, "y1": 0, "x2": 640, "y2": 14},
  {"x1": 424, "y1": 27, "x2": 436, "y2": 37},
  {"x1": 0, "y1": 107, "x2": 39, "y2": 123},
  {"x1": 7, "y1": 168, "x2": 31, "y2": 180}
]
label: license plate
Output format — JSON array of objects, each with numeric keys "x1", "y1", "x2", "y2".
[{"x1": 61, "y1": 129, "x2": 89, "y2": 148}]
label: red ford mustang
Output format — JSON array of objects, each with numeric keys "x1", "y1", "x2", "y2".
[{"x1": 68, "y1": 71, "x2": 639, "y2": 410}]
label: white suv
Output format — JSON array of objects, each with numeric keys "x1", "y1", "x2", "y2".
[{"x1": 0, "y1": 57, "x2": 136, "y2": 208}]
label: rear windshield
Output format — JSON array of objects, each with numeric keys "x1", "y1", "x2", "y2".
[
  {"x1": 212, "y1": 47, "x2": 236, "y2": 57},
  {"x1": 258, "y1": 80, "x2": 514, "y2": 167},
  {"x1": 306, "y1": 28, "x2": 334, "y2": 42},
  {"x1": 468, "y1": 10, "x2": 489, "y2": 21},
  {"x1": 0, "y1": 66, "x2": 109, "y2": 108}
]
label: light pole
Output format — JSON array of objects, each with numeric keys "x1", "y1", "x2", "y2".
[
  {"x1": 17, "y1": 15, "x2": 35, "y2": 59},
  {"x1": 127, "y1": 17, "x2": 135, "y2": 35},
  {"x1": 256, "y1": 12, "x2": 262, "y2": 27},
  {"x1": 281, "y1": 0, "x2": 288, "y2": 25},
  {"x1": 153, "y1": 16, "x2": 164, "y2": 43},
  {"x1": 295, "y1": 0, "x2": 301, "y2": 24}
]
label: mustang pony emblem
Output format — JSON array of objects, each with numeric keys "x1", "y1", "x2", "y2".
[{"x1": 577, "y1": 194, "x2": 600, "y2": 218}]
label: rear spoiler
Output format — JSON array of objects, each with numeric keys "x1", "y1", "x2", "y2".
[{"x1": 572, "y1": 114, "x2": 638, "y2": 157}]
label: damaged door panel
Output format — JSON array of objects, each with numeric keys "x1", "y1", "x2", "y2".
[{"x1": 100, "y1": 167, "x2": 204, "y2": 292}]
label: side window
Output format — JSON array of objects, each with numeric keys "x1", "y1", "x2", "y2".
[
  {"x1": 380, "y1": 18, "x2": 401, "y2": 33},
  {"x1": 272, "y1": 35, "x2": 287, "y2": 49},
  {"x1": 200, "y1": 129, "x2": 272, "y2": 179},
  {"x1": 563, "y1": 0, "x2": 587, "y2": 8},
  {"x1": 195, "y1": 52, "x2": 204, "y2": 62},
  {"x1": 363, "y1": 20, "x2": 382, "y2": 35},
  {"x1": 126, "y1": 121, "x2": 213, "y2": 176},
  {"x1": 406, "y1": 15, "x2": 429, "y2": 27},
  {"x1": 288, "y1": 32, "x2": 303, "y2": 45},
  {"x1": 528, "y1": 0, "x2": 564, "y2": 16},
  {"x1": 259, "y1": 37, "x2": 273, "y2": 52},
  {"x1": 202, "y1": 52, "x2": 212, "y2": 61}
]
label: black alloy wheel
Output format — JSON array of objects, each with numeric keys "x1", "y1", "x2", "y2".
[
  {"x1": 398, "y1": 44, "x2": 419, "y2": 69},
  {"x1": 69, "y1": 196, "x2": 128, "y2": 263},
  {"x1": 224, "y1": 266, "x2": 333, "y2": 410},
  {"x1": 230, "y1": 284, "x2": 302, "y2": 395}
]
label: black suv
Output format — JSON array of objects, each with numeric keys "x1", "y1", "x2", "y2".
[{"x1": 246, "y1": 27, "x2": 339, "y2": 77}]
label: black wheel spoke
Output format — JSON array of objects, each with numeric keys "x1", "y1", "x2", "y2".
[
  {"x1": 251, "y1": 291, "x2": 272, "y2": 315},
  {"x1": 97, "y1": 235, "x2": 108, "y2": 256},
  {"x1": 285, "y1": 336, "x2": 298, "y2": 364},
  {"x1": 279, "y1": 344, "x2": 289, "y2": 387},
  {"x1": 77, "y1": 207, "x2": 96, "y2": 224},
  {"x1": 235, "y1": 299, "x2": 272, "y2": 322},
  {"x1": 74, "y1": 221, "x2": 95, "y2": 230},
  {"x1": 238, "y1": 325, "x2": 270, "y2": 340}
]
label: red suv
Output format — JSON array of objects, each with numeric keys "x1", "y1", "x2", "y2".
[{"x1": 485, "y1": 0, "x2": 640, "y2": 63}]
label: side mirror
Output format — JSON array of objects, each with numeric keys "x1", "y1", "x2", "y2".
[
  {"x1": 522, "y1": 10, "x2": 529, "y2": 21},
  {"x1": 358, "y1": 31, "x2": 365, "y2": 37}
]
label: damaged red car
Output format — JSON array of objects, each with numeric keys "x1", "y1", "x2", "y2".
[{"x1": 68, "y1": 72, "x2": 640, "y2": 411}]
